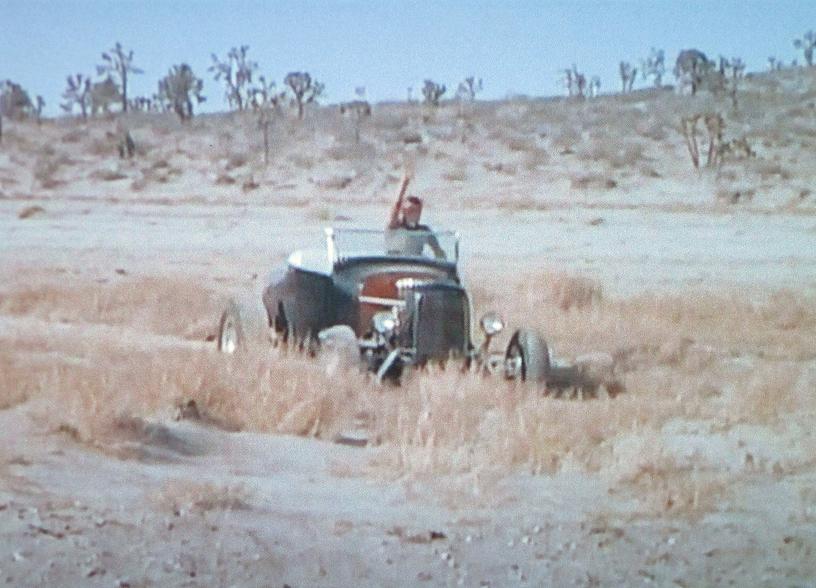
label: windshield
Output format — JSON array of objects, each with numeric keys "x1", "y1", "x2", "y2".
[{"x1": 326, "y1": 228, "x2": 459, "y2": 264}]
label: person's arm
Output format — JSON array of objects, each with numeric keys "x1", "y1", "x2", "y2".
[
  {"x1": 387, "y1": 174, "x2": 410, "y2": 229},
  {"x1": 427, "y1": 232, "x2": 446, "y2": 260}
]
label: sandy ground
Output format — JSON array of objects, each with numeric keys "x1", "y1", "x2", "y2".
[
  {"x1": 1, "y1": 400, "x2": 815, "y2": 588},
  {"x1": 3, "y1": 200, "x2": 815, "y2": 297},
  {"x1": 2, "y1": 70, "x2": 816, "y2": 586}
]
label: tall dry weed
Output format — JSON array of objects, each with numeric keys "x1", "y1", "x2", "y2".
[{"x1": 2, "y1": 273, "x2": 814, "y2": 481}]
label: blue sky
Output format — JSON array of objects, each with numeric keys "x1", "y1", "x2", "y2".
[{"x1": 1, "y1": 0, "x2": 813, "y2": 114}]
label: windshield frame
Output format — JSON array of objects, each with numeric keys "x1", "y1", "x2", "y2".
[{"x1": 325, "y1": 227, "x2": 459, "y2": 265}]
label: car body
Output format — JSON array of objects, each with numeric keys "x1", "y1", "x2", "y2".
[{"x1": 218, "y1": 227, "x2": 611, "y2": 391}]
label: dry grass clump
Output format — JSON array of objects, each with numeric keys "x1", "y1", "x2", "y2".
[
  {"x1": 616, "y1": 452, "x2": 727, "y2": 519},
  {"x1": 579, "y1": 137, "x2": 646, "y2": 170},
  {"x1": 570, "y1": 171, "x2": 617, "y2": 190},
  {"x1": 287, "y1": 153, "x2": 315, "y2": 170},
  {"x1": 505, "y1": 135, "x2": 537, "y2": 153},
  {"x1": 29, "y1": 342, "x2": 365, "y2": 448},
  {"x1": 520, "y1": 148, "x2": 549, "y2": 171},
  {"x1": 89, "y1": 167, "x2": 129, "y2": 182},
  {"x1": 33, "y1": 151, "x2": 72, "y2": 189},
  {"x1": 60, "y1": 128, "x2": 85, "y2": 144},
  {"x1": 542, "y1": 271, "x2": 603, "y2": 311},
  {"x1": 18, "y1": 205, "x2": 46, "y2": 219},
  {"x1": 551, "y1": 126, "x2": 582, "y2": 153},
  {"x1": 155, "y1": 479, "x2": 252, "y2": 514},
  {"x1": 0, "y1": 276, "x2": 219, "y2": 340},
  {"x1": 225, "y1": 151, "x2": 250, "y2": 171},
  {"x1": 483, "y1": 161, "x2": 518, "y2": 176},
  {"x1": 442, "y1": 163, "x2": 468, "y2": 182},
  {"x1": 0, "y1": 353, "x2": 36, "y2": 410}
]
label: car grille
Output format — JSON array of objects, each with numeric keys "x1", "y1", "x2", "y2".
[{"x1": 409, "y1": 284, "x2": 468, "y2": 362}]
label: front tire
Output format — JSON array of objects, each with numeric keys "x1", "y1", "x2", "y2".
[
  {"x1": 317, "y1": 325, "x2": 360, "y2": 375},
  {"x1": 506, "y1": 329, "x2": 550, "y2": 382},
  {"x1": 217, "y1": 298, "x2": 268, "y2": 353}
]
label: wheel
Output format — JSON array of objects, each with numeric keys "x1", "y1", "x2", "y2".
[
  {"x1": 217, "y1": 298, "x2": 269, "y2": 353},
  {"x1": 505, "y1": 329, "x2": 550, "y2": 382},
  {"x1": 317, "y1": 325, "x2": 360, "y2": 375}
]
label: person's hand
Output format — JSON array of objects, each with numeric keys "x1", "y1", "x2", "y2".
[{"x1": 403, "y1": 156, "x2": 416, "y2": 179}]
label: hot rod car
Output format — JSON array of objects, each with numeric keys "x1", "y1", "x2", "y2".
[{"x1": 217, "y1": 227, "x2": 609, "y2": 391}]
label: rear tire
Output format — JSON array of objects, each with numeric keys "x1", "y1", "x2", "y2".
[
  {"x1": 217, "y1": 298, "x2": 269, "y2": 353},
  {"x1": 506, "y1": 329, "x2": 550, "y2": 382}
]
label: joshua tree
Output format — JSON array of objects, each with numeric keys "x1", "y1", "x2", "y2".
[
  {"x1": 674, "y1": 49, "x2": 711, "y2": 95},
  {"x1": 768, "y1": 56, "x2": 784, "y2": 71},
  {"x1": 456, "y1": 76, "x2": 483, "y2": 101},
  {"x1": 129, "y1": 96, "x2": 156, "y2": 112},
  {"x1": 118, "y1": 131, "x2": 136, "y2": 159},
  {"x1": 61, "y1": 74, "x2": 92, "y2": 119},
  {"x1": 588, "y1": 76, "x2": 601, "y2": 98},
  {"x1": 0, "y1": 79, "x2": 35, "y2": 141},
  {"x1": 284, "y1": 71, "x2": 325, "y2": 119},
  {"x1": 251, "y1": 75, "x2": 285, "y2": 164},
  {"x1": 718, "y1": 57, "x2": 746, "y2": 109},
  {"x1": 96, "y1": 42, "x2": 143, "y2": 113},
  {"x1": 680, "y1": 112, "x2": 724, "y2": 169},
  {"x1": 641, "y1": 48, "x2": 666, "y2": 87},
  {"x1": 794, "y1": 30, "x2": 816, "y2": 66},
  {"x1": 158, "y1": 64, "x2": 205, "y2": 121},
  {"x1": 619, "y1": 61, "x2": 637, "y2": 93},
  {"x1": 209, "y1": 46, "x2": 258, "y2": 111},
  {"x1": 563, "y1": 65, "x2": 587, "y2": 98},
  {"x1": 90, "y1": 77, "x2": 122, "y2": 116},
  {"x1": 0, "y1": 79, "x2": 34, "y2": 119},
  {"x1": 422, "y1": 80, "x2": 446, "y2": 106},
  {"x1": 339, "y1": 100, "x2": 372, "y2": 143},
  {"x1": 34, "y1": 96, "x2": 45, "y2": 125}
]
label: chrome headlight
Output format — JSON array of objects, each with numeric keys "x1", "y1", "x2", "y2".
[
  {"x1": 479, "y1": 312, "x2": 505, "y2": 336},
  {"x1": 372, "y1": 311, "x2": 398, "y2": 336}
]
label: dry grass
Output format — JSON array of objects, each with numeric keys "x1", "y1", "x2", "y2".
[
  {"x1": 620, "y1": 457, "x2": 728, "y2": 520},
  {"x1": 2, "y1": 273, "x2": 813, "y2": 486},
  {"x1": 17, "y1": 205, "x2": 46, "y2": 219},
  {"x1": 155, "y1": 479, "x2": 253, "y2": 514},
  {"x1": 0, "y1": 276, "x2": 219, "y2": 341}
]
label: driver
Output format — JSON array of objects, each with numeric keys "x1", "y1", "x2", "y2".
[{"x1": 385, "y1": 173, "x2": 445, "y2": 259}]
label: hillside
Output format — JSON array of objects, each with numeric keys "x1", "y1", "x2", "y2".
[{"x1": 1, "y1": 67, "x2": 815, "y2": 586}]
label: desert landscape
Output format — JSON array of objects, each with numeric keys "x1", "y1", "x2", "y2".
[{"x1": 1, "y1": 50, "x2": 816, "y2": 587}]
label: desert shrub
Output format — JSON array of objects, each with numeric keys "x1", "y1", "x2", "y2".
[
  {"x1": 636, "y1": 120, "x2": 669, "y2": 141},
  {"x1": 60, "y1": 129, "x2": 85, "y2": 144},
  {"x1": 506, "y1": 135, "x2": 536, "y2": 152},
  {"x1": 33, "y1": 152, "x2": 71, "y2": 189},
  {"x1": 750, "y1": 158, "x2": 791, "y2": 181},
  {"x1": 18, "y1": 205, "x2": 46, "y2": 219},
  {"x1": 225, "y1": 151, "x2": 249, "y2": 171},
  {"x1": 483, "y1": 161, "x2": 518, "y2": 175},
  {"x1": 287, "y1": 153, "x2": 315, "y2": 169},
  {"x1": 156, "y1": 480, "x2": 252, "y2": 513},
  {"x1": 543, "y1": 272, "x2": 603, "y2": 310},
  {"x1": 570, "y1": 172, "x2": 617, "y2": 190},
  {"x1": 551, "y1": 126, "x2": 582, "y2": 153},
  {"x1": 442, "y1": 163, "x2": 468, "y2": 182},
  {"x1": 520, "y1": 148, "x2": 550, "y2": 171}
]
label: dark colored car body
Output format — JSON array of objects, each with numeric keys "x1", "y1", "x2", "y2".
[
  {"x1": 261, "y1": 229, "x2": 471, "y2": 369},
  {"x1": 218, "y1": 227, "x2": 621, "y2": 395}
]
